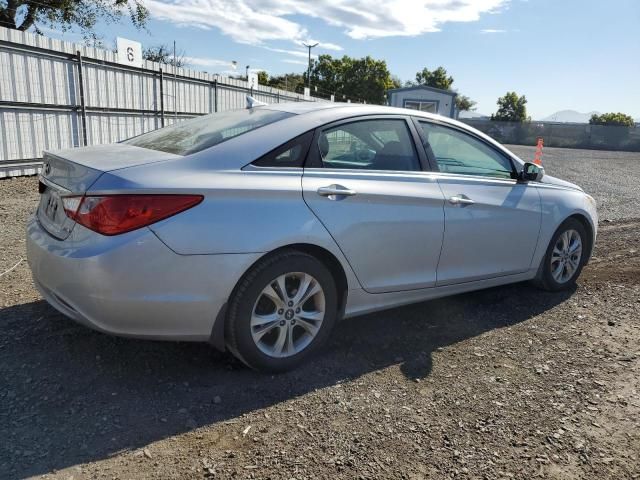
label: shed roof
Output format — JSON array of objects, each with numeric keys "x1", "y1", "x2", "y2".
[{"x1": 387, "y1": 85, "x2": 458, "y2": 97}]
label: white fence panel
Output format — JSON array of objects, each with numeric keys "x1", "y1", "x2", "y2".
[
  {"x1": 0, "y1": 109, "x2": 77, "y2": 160},
  {"x1": 0, "y1": 26, "x2": 329, "y2": 164}
]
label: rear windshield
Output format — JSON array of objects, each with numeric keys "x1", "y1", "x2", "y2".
[{"x1": 124, "y1": 108, "x2": 293, "y2": 155}]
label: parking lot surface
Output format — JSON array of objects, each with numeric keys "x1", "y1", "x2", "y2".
[
  {"x1": 1, "y1": 146, "x2": 639, "y2": 479},
  {"x1": 508, "y1": 145, "x2": 640, "y2": 222}
]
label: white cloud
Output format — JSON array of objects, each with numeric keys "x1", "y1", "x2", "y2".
[
  {"x1": 146, "y1": 0, "x2": 509, "y2": 44},
  {"x1": 145, "y1": 0, "x2": 305, "y2": 44},
  {"x1": 281, "y1": 58, "x2": 308, "y2": 65},
  {"x1": 480, "y1": 28, "x2": 507, "y2": 33},
  {"x1": 184, "y1": 56, "x2": 234, "y2": 67},
  {"x1": 303, "y1": 39, "x2": 344, "y2": 51},
  {"x1": 264, "y1": 46, "x2": 315, "y2": 59},
  {"x1": 321, "y1": 42, "x2": 344, "y2": 51}
]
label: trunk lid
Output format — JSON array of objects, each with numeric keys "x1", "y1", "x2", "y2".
[{"x1": 37, "y1": 144, "x2": 180, "y2": 239}]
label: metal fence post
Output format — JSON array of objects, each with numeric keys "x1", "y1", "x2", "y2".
[
  {"x1": 76, "y1": 51, "x2": 88, "y2": 146},
  {"x1": 213, "y1": 78, "x2": 218, "y2": 112},
  {"x1": 159, "y1": 68, "x2": 165, "y2": 127}
]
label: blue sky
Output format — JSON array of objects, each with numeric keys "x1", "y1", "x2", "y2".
[{"x1": 40, "y1": 0, "x2": 640, "y2": 119}]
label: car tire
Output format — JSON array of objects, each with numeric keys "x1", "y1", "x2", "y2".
[
  {"x1": 225, "y1": 250, "x2": 338, "y2": 372},
  {"x1": 533, "y1": 218, "x2": 589, "y2": 291}
]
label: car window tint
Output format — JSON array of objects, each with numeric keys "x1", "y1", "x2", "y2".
[
  {"x1": 124, "y1": 109, "x2": 293, "y2": 155},
  {"x1": 252, "y1": 131, "x2": 312, "y2": 168},
  {"x1": 318, "y1": 119, "x2": 420, "y2": 171},
  {"x1": 419, "y1": 122, "x2": 513, "y2": 179}
]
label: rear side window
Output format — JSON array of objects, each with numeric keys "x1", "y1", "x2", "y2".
[
  {"x1": 124, "y1": 109, "x2": 293, "y2": 155},
  {"x1": 252, "y1": 131, "x2": 313, "y2": 168}
]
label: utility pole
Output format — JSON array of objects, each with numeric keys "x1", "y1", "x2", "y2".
[{"x1": 302, "y1": 42, "x2": 318, "y2": 91}]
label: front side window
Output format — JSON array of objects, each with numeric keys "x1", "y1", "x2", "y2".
[
  {"x1": 125, "y1": 108, "x2": 293, "y2": 155},
  {"x1": 318, "y1": 119, "x2": 421, "y2": 172},
  {"x1": 419, "y1": 122, "x2": 514, "y2": 179}
]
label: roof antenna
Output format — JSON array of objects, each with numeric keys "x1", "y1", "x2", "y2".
[{"x1": 246, "y1": 95, "x2": 267, "y2": 109}]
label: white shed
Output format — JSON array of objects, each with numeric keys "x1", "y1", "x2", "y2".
[{"x1": 387, "y1": 85, "x2": 457, "y2": 118}]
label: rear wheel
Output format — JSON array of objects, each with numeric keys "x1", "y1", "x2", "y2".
[
  {"x1": 533, "y1": 218, "x2": 588, "y2": 291},
  {"x1": 226, "y1": 250, "x2": 338, "y2": 372}
]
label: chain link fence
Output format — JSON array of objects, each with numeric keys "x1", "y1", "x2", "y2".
[{"x1": 460, "y1": 119, "x2": 640, "y2": 152}]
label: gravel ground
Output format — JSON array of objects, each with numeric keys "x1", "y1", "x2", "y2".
[
  {"x1": 507, "y1": 145, "x2": 640, "y2": 221},
  {"x1": 1, "y1": 150, "x2": 639, "y2": 479}
]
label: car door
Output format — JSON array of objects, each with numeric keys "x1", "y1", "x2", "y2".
[
  {"x1": 302, "y1": 115, "x2": 446, "y2": 293},
  {"x1": 414, "y1": 119, "x2": 542, "y2": 286}
]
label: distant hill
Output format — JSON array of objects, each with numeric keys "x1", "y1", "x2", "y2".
[{"x1": 541, "y1": 110, "x2": 600, "y2": 123}]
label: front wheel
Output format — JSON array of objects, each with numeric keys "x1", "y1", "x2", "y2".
[
  {"x1": 533, "y1": 218, "x2": 589, "y2": 291},
  {"x1": 225, "y1": 250, "x2": 338, "y2": 372}
]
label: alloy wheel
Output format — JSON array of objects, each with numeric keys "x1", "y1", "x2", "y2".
[
  {"x1": 550, "y1": 229, "x2": 583, "y2": 284},
  {"x1": 250, "y1": 272, "x2": 326, "y2": 358}
]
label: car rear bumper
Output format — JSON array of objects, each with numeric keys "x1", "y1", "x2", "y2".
[{"x1": 26, "y1": 216, "x2": 261, "y2": 341}]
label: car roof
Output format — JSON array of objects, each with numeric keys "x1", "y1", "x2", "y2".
[{"x1": 263, "y1": 101, "x2": 462, "y2": 128}]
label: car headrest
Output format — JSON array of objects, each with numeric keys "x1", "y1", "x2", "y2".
[
  {"x1": 318, "y1": 133, "x2": 330, "y2": 158},
  {"x1": 373, "y1": 141, "x2": 415, "y2": 171},
  {"x1": 379, "y1": 141, "x2": 404, "y2": 156}
]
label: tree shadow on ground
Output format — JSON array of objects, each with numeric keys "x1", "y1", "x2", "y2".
[{"x1": 0, "y1": 282, "x2": 574, "y2": 479}]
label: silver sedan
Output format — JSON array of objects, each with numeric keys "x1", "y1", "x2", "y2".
[{"x1": 27, "y1": 102, "x2": 598, "y2": 371}]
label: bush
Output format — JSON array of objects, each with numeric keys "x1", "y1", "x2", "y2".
[{"x1": 589, "y1": 112, "x2": 635, "y2": 127}]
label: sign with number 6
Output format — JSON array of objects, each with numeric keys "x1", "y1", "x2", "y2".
[{"x1": 116, "y1": 37, "x2": 143, "y2": 68}]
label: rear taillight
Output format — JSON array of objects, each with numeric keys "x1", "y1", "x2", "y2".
[{"x1": 62, "y1": 194, "x2": 203, "y2": 236}]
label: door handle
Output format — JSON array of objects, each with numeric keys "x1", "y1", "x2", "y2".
[
  {"x1": 448, "y1": 195, "x2": 475, "y2": 206},
  {"x1": 317, "y1": 185, "x2": 357, "y2": 197}
]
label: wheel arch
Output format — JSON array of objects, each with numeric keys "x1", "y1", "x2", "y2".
[
  {"x1": 567, "y1": 213, "x2": 595, "y2": 264},
  {"x1": 209, "y1": 243, "x2": 350, "y2": 352}
]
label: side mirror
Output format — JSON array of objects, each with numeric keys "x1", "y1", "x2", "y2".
[{"x1": 519, "y1": 162, "x2": 544, "y2": 182}]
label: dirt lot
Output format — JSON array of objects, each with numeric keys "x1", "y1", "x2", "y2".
[
  {"x1": 1, "y1": 148, "x2": 639, "y2": 479},
  {"x1": 507, "y1": 145, "x2": 640, "y2": 223}
]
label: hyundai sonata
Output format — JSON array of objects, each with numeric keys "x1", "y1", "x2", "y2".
[{"x1": 27, "y1": 101, "x2": 597, "y2": 371}]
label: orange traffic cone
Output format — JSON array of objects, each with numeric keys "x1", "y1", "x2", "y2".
[{"x1": 534, "y1": 137, "x2": 544, "y2": 165}]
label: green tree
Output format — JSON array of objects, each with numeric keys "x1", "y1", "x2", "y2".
[
  {"x1": 307, "y1": 54, "x2": 396, "y2": 104},
  {"x1": 0, "y1": 0, "x2": 148, "y2": 40},
  {"x1": 491, "y1": 92, "x2": 528, "y2": 122},
  {"x1": 390, "y1": 75, "x2": 403, "y2": 90},
  {"x1": 256, "y1": 70, "x2": 269, "y2": 85},
  {"x1": 143, "y1": 44, "x2": 185, "y2": 67},
  {"x1": 455, "y1": 94, "x2": 476, "y2": 112},
  {"x1": 589, "y1": 112, "x2": 635, "y2": 127},
  {"x1": 262, "y1": 73, "x2": 306, "y2": 93},
  {"x1": 411, "y1": 66, "x2": 475, "y2": 113},
  {"x1": 414, "y1": 66, "x2": 454, "y2": 90}
]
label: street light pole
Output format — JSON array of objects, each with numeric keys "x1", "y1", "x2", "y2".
[
  {"x1": 245, "y1": 65, "x2": 250, "y2": 81},
  {"x1": 302, "y1": 42, "x2": 318, "y2": 92}
]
